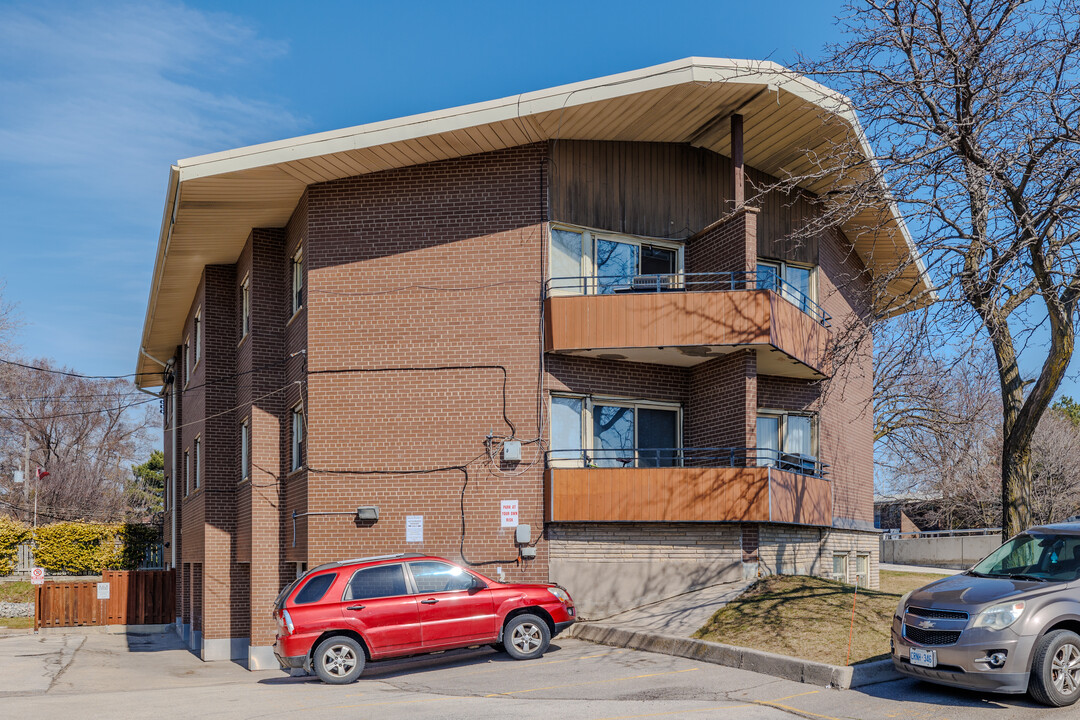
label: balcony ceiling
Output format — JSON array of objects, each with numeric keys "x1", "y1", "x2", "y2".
[{"x1": 137, "y1": 57, "x2": 932, "y2": 387}]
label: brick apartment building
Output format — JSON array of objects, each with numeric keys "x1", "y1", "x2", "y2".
[{"x1": 135, "y1": 58, "x2": 929, "y2": 668}]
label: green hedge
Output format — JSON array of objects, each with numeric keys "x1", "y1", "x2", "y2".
[
  {"x1": 31, "y1": 522, "x2": 160, "y2": 575},
  {"x1": 0, "y1": 517, "x2": 31, "y2": 575}
]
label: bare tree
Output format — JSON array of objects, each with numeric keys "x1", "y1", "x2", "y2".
[
  {"x1": 0, "y1": 359, "x2": 157, "y2": 523},
  {"x1": 793, "y1": 0, "x2": 1080, "y2": 539}
]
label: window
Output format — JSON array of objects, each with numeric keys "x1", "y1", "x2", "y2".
[
  {"x1": 292, "y1": 246, "x2": 304, "y2": 315},
  {"x1": 757, "y1": 260, "x2": 816, "y2": 313},
  {"x1": 193, "y1": 309, "x2": 202, "y2": 365},
  {"x1": 184, "y1": 450, "x2": 190, "y2": 497},
  {"x1": 832, "y1": 554, "x2": 848, "y2": 583},
  {"x1": 408, "y1": 561, "x2": 477, "y2": 593},
  {"x1": 549, "y1": 225, "x2": 683, "y2": 295},
  {"x1": 291, "y1": 404, "x2": 305, "y2": 471},
  {"x1": 294, "y1": 573, "x2": 336, "y2": 604},
  {"x1": 184, "y1": 336, "x2": 191, "y2": 384},
  {"x1": 855, "y1": 554, "x2": 870, "y2": 588},
  {"x1": 193, "y1": 436, "x2": 201, "y2": 490},
  {"x1": 756, "y1": 411, "x2": 816, "y2": 474},
  {"x1": 549, "y1": 394, "x2": 681, "y2": 468},
  {"x1": 240, "y1": 276, "x2": 251, "y2": 338},
  {"x1": 240, "y1": 419, "x2": 251, "y2": 481},
  {"x1": 344, "y1": 564, "x2": 408, "y2": 601}
]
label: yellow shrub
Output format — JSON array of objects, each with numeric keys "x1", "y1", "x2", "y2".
[
  {"x1": 33, "y1": 522, "x2": 123, "y2": 574},
  {"x1": 0, "y1": 516, "x2": 31, "y2": 575}
]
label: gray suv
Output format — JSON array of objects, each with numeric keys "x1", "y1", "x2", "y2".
[{"x1": 892, "y1": 522, "x2": 1080, "y2": 706}]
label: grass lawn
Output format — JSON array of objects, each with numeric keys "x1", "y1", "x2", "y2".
[
  {"x1": 0, "y1": 581, "x2": 33, "y2": 604},
  {"x1": 0, "y1": 617, "x2": 31, "y2": 630},
  {"x1": 693, "y1": 570, "x2": 952, "y2": 666}
]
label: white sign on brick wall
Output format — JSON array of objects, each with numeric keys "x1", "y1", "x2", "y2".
[
  {"x1": 406, "y1": 515, "x2": 423, "y2": 543},
  {"x1": 501, "y1": 500, "x2": 519, "y2": 528}
]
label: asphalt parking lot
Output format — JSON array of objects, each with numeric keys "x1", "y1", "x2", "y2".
[{"x1": 0, "y1": 630, "x2": 1060, "y2": 720}]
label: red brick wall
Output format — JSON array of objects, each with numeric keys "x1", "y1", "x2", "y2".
[
  {"x1": 686, "y1": 206, "x2": 758, "y2": 276},
  {"x1": 686, "y1": 351, "x2": 757, "y2": 450},
  {"x1": 301, "y1": 143, "x2": 549, "y2": 583}
]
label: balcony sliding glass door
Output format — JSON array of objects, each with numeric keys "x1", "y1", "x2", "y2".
[
  {"x1": 550, "y1": 395, "x2": 681, "y2": 468},
  {"x1": 548, "y1": 226, "x2": 683, "y2": 296}
]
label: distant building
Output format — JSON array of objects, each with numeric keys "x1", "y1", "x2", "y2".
[{"x1": 135, "y1": 58, "x2": 930, "y2": 668}]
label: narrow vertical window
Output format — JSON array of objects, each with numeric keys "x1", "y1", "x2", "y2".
[
  {"x1": 184, "y1": 450, "x2": 190, "y2": 497},
  {"x1": 194, "y1": 437, "x2": 202, "y2": 490},
  {"x1": 184, "y1": 337, "x2": 191, "y2": 383},
  {"x1": 291, "y1": 405, "x2": 305, "y2": 471},
  {"x1": 241, "y1": 277, "x2": 251, "y2": 338},
  {"x1": 193, "y1": 309, "x2": 202, "y2": 365},
  {"x1": 550, "y1": 395, "x2": 584, "y2": 466},
  {"x1": 292, "y1": 246, "x2": 304, "y2": 315},
  {"x1": 240, "y1": 419, "x2": 251, "y2": 481}
]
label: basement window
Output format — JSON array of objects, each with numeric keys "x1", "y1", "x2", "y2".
[
  {"x1": 549, "y1": 225, "x2": 683, "y2": 295},
  {"x1": 549, "y1": 394, "x2": 681, "y2": 468}
]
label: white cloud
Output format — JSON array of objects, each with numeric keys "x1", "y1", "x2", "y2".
[{"x1": 0, "y1": 0, "x2": 305, "y2": 198}]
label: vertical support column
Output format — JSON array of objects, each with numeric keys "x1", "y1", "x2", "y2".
[
  {"x1": 731, "y1": 113, "x2": 744, "y2": 209},
  {"x1": 246, "y1": 229, "x2": 286, "y2": 670}
]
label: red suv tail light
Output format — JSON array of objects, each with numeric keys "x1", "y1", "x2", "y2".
[{"x1": 275, "y1": 608, "x2": 295, "y2": 636}]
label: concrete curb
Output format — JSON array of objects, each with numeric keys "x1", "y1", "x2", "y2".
[{"x1": 566, "y1": 623, "x2": 903, "y2": 689}]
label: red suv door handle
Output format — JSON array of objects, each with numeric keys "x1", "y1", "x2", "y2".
[
  {"x1": 421, "y1": 598, "x2": 439, "y2": 604},
  {"x1": 346, "y1": 605, "x2": 365, "y2": 611}
]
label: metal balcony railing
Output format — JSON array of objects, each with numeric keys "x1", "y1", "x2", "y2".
[
  {"x1": 545, "y1": 447, "x2": 830, "y2": 478},
  {"x1": 544, "y1": 271, "x2": 830, "y2": 327}
]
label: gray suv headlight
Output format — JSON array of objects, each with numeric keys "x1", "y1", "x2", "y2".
[
  {"x1": 972, "y1": 600, "x2": 1025, "y2": 631},
  {"x1": 895, "y1": 591, "x2": 913, "y2": 619}
]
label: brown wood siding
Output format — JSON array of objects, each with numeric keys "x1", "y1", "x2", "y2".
[
  {"x1": 545, "y1": 290, "x2": 827, "y2": 374},
  {"x1": 749, "y1": 166, "x2": 819, "y2": 266},
  {"x1": 769, "y1": 470, "x2": 832, "y2": 526},
  {"x1": 549, "y1": 140, "x2": 822, "y2": 265},
  {"x1": 549, "y1": 140, "x2": 731, "y2": 239},
  {"x1": 545, "y1": 467, "x2": 831, "y2": 525}
]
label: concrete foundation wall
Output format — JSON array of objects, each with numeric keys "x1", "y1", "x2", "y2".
[
  {"x1": 881, "y1": 535, "x2": 1000, "y2": 570},
  {"x1": 549, "y1": 523, "x2": 880, "y2": 618}
]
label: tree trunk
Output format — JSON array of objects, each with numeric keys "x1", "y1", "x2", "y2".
[{"x1": 1001, "y1": 438, "x2": 1033, "y2": 541}]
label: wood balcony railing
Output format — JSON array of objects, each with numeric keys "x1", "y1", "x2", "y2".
[
  {"x1": 544, "y1": 273, "x2": 829, "y2": 377},
  {"x1": 544, "y1": 463, "x2": 832, "y2": 526}
]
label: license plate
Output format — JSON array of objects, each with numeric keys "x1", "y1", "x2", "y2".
[{"x1": 910, "y1": 648, "x2": 936, "y2": 668}]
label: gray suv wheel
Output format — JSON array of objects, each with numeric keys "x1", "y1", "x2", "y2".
[{"x1": 1030, "y1": 629, "x2": 1080, "y2": 707}]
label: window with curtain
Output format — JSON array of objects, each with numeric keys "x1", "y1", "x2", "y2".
[
  {"x1": 551, "y1": 395, "x2": 681, "y2": 468},
  {"x1": 756, "y1": 411, "x2": 817, "y2": 473}
]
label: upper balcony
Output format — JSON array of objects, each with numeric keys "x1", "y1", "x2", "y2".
[
  {"x1": 544, "y1": 272, "x2": 829, "y2": 378},
  {"x1": 544, "y1": 447, "x2": 832, "y2": 525}
]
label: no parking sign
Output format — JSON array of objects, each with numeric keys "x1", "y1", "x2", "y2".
[{"x1": 29, "y1": 567, "x2": 44, "y2": 585}]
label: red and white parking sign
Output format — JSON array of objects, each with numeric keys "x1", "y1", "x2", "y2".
[
  {"x1": 500, "y1": 500, "x2": 519, "y2": 527},
  {"x1": 29, "y1": 567, "x2": 44, "y2": 585}
]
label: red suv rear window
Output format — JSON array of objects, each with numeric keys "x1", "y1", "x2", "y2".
[{"x1": 293, "y1": 573, "x2": 336, "y2": 604}]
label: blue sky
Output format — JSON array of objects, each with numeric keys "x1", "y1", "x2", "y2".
[{"x1": 1, "y1": 0, "x2": 1074, "y2": 400}]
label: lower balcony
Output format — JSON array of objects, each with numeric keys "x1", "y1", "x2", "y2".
[{"x1": 544, "y1": 447, "x2": 832, "y2": 526}]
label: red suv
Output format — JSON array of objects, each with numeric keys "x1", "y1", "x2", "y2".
[{"x1": 273, "y1": 553, "x2": 576, "y2": 683}]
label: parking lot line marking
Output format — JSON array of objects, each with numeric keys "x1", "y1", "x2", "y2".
[{"x1": 483, "y1": 667, "x2": 699, "y2": 697}]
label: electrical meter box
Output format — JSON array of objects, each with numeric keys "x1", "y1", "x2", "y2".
[
  {"x1": 502, "y1": 440, "x2": 522, "y2": 462},
  {"x1": 515, "y1": 524, "x2": 531, "y2": 544}
]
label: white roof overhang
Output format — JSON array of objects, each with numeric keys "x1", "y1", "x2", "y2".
[{"x1": 136, "y1": 57, "x2": 933, "y2": 387}]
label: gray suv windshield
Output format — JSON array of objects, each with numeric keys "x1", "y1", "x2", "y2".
[{"x1": 971, "y1": 533, "x2": 1080, "y2": 582}]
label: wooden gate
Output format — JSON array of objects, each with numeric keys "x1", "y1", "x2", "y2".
[{"x1": 35, "y1": 569, "x2": 175, "y2": 630}]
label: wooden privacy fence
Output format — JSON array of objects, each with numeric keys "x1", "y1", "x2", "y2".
[{"x1": 35, "y1": 569, "x2": 175, "y2": 630}]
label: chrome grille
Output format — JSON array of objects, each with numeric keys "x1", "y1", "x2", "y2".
[{"x1": 907, "y1": 606, "x2": 968, "y2": 620}]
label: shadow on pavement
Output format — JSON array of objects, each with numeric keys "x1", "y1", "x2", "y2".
[
  {"x1": 257, "y1": 642, "x2": 568, "y2": 684},
  {"x1": 857, "y1": 677, "x2": 1042, "y2": 710}
]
